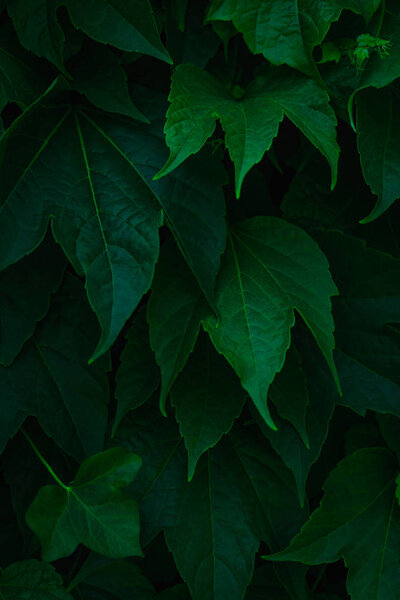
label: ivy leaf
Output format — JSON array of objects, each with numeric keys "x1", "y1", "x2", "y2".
[
  {"x1": 147, "y1": 240, "x2": 208, "y2": 415},
  {"x1": 266, "y1": 448, "x2": 400, "y2": 600},
  {"x1": 156, "y1": 64, "x2": 339, "y2": 195},
  {"x1": 26, "y1": 447, "x2": 143, "y2": 562},
  {"x1": 0, "y1": 559, "x2": 73, "y2": 599},
  {"x1": 68, "y1": 553, "x2": 155, "y2": 600},
  {"x1": 69, "y1": 43, "x2": 149, "y2": 122},
  {"x1": 171, "y1": 332, "x2": 245, "y2": 480},
  {"x1": 356, "y1": 86, "x2": 400, "y2": 222},
  {"x1": 0, "y1": 239, "x2": 65, "y2": 366},
  {"x1": 64, "y1": 0, "x2": 171, "y2": 63},
  {"x1": 0, "y1": 273, "x2": 109, "y2": 460},
  {"x1": 0, "y1": 92, "x2": 162, "y2": 361},
  {"x1": 204, "y1": 217, "x2": 339, "y2": 429},
  {"x1": 113, "y1": 306, "x2": 160, "y2": 436},
  {"x1": 7, "y1": 0, "x2": 65, "y2": 71}
]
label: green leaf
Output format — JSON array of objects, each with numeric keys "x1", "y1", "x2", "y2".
[
  {"x1": 114, "y1": 399, "x2": 187, "y2": 546},
  {"x1": 207, "y1": 0, "x2": 378, "y2": 77},
  {"x1": 68, "y1": 553, "x2": 155, "y2": 600},
  {"x1": 204, "y1": 217, "x2": 339, "y2": 429},
  {"x1": 64, "y1": 0, "x2": 171, "y2": 63},
  {"x1": 0, "y1": 273, "x2": 109, "y2": 460},
  {"x1": 69, "y1": 42, "x2": 149, "y2": 122},
  {"x1": 313, "y1": 230, "x2": 400, "y2": 421},
  {"x1": 156, "y1": 64, "x2": 339, "y2": 195},
  {"x1": 0, "y1": 559, "x2": 73, "y2": 599},
  {"x1": 26, "y1": 447, "x2": 142, "y2": 561},
  {"x1": 266, "y1": 448, "x2": 400, "y2": 600},
  {"x1": 0, "y1": 93, "x2": 162, "y2": 361},
  {"x1": 245, "y1": 565, "x2": 292, "y2": 600},
  {"x1": 7, "y1": 0, "x2": 65, "y2": 71},
  {"x1": 259, "y1": 333, "x2": 338, "y2": 505},
  {"x1": 147, "y1": 240, "x2": 208, "y2": 415},
  {"x1": 269, "y1": 344, "x2": 309, "y2": 448},
  {"x1": 356, "y1": 86, "x2": 400, "y2": 222},
  {"x1": 0, "y1": 239, "x2": 65, "y2": 366},
  {"x1": 0, "y1": 22, "x2": 50, "y2": 111},
  {"x1": 113, "y1": 306, "x2": 160, "y2": 436},
  {"x1": 171, "y1": 332, "x2": 245, "y2": 480}
]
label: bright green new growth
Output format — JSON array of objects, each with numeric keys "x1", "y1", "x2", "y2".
[{"x1": 156, "y1": 64, "x2": 339, "y2": 195}]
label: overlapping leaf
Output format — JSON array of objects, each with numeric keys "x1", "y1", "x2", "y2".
[
  {"x1": 26, "y1": 448, "x2": 142, "y2": 561},
  {"x1": 0, "y1": 559, "x2": 72, "y2": 599},
  {"x1": 204, "y1": 216, "x2": 339, "y2": 428},
  {"x1": 156, "y1": 64, "x2": 339, "y2": 195},
  {"x1": 0, "y1": 272, "x2": 109, "y2": 460},
  {"x1": 267, "y1": 448, "x2": 400, "y2": 600}
]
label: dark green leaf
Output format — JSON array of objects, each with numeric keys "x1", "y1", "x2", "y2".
[
  {"x1": 113, "y1": 306, "x2": 160, "y2": 436},
  {"x1": 171, "y1": 332, "x2": 245, "y2": 480},
  {"x1": 0, "y1": 273, "x2": 109, "y2": 460},
  {"x1": 204, "y1": 217, "x2": 339, "y2": 428},
  {"x1": 0, "y1": 239, "x2": 65, "y2": 366},
  {"x1": 26, "y1": 447, "x2": 142, "y2": 561},
  {"x1": 267, "y1": 448, "x2": 400, "y2": 600},
  {"x1": 0, "y1": 559, "x2": 72, "y2": 599},
  {"x1": 147, "y1": 240, "x2": 208, "y2": 414},
  {"x1": 65, "y1": 0, "x2": 171, "y2": 63}
]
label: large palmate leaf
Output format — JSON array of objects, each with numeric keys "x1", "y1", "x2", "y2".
[
  {"x1": 0, "y1": 88, "x2": 162, "y2": 361},
  {"x1": 113, "y1": 306, "x2": 160, "y2": 435},
  {"x1": 26, "y1": 448, "x2": 142, "y2": 562},
  {"x1": 7, "y1": 0, "x2": 65, "y2": 71},
  {"x1": 147, "y1": 240, "x2": 208, "y2": 415},
  {"x1": 313, "y1": 230, "x2": 400, "y2": 421},
  {"x1": 267, "y1": 448, "x2": 400, "y2": 600},
  {"x1": 68, "y1": 553, "x2": 155, "y2": 600},
  {"x1": 156, "y1": 64, "x2": 339, "y2": 195},
  {"x1": 171, "y1": 332, "x2": 245, "y2": 480},
  {"x1": 65, "y1": 0, "x2": 171, "y2": 63},
  {"x1": 207, "y1": 0, "x2": 381, "y2": 77},
  {"x1": 356, "y1": 85, "x2": 400, "y2": 222},
  {"x1": 204, "y1": 216, "x2": 338, "y2": 428},
  {"x1": 0, "y1": 273, "x2": 109, "y2": 460},
  {"x1": 0, "y1": 559, "x2": 72, "y2": 599},
  {"x1": 0, "y1": 239, "x2": 65, "y2": 366}
]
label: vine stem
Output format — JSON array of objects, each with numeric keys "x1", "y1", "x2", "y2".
[
  {"x1": 21, "y1": 429, "x2": 70, "y2": 491},
  {"x1": 375, "y1": 0, "x2": 386, "y2": 37}
]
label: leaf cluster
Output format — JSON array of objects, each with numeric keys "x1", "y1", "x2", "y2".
[{"x1": 1, "y1": 0, "x2": 400, "y2": 599}]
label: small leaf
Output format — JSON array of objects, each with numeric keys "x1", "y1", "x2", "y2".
[
  {"x1": 0, "y1": 559, "x2": 72, "y2": 599},
  {"x1": 26, "y1": 447, "x2": 142, "y2": 561},
  {"x1": 204, "y1": 217, "x2": 339, "y2": 428},
  {"x1": 171, "y1": 332, "x2": 245, "y2": 480}
]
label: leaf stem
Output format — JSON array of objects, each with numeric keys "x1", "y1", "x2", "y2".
[
  {"x1": 375, "y1": 0, "x2": 386, "y2": 37},
  {"x1": 21, "y1": 429, "x2": 70, "y2": 491}
]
